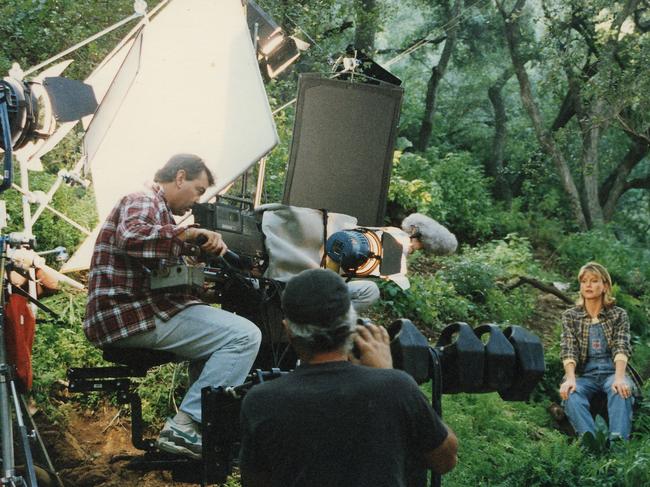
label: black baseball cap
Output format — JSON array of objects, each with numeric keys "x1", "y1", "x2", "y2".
[{"x1": 282, "y1": 269, "x2": 351, "y2": 326}]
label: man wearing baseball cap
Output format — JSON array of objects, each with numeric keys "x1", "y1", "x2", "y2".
[{"x1": 239, "y1": 268, "x2": 458, "y2": 487}]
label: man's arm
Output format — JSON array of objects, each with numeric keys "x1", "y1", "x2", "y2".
[
  {"x1": 422, "y1": 425, "x2": 458, "y2": 474},
  {"x1": 354, "y1": 323, "x2": 458, "y2": 474},
  {"x1": 115, "y1": 194, "x2": 186, "y2": 259}
]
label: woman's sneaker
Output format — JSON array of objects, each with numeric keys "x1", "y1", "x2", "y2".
[{"x1": 156, "y1": 417, "x2": 202, "y2": 460}]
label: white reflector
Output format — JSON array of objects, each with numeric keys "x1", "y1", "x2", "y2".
[
  {"x1": 85, "y1": 0, "x2": 278, "y2": 222},
  {"x1": 64, "y1": 0, "x2": 278, "y2": 272}
]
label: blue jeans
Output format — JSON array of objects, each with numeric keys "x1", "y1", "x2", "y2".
[
  {"x1": 564, "y1": 372, "x2": 634, "y2": 440},
  {"x1": 113, "y1": 304, "x2": 262, "y2": 422}
]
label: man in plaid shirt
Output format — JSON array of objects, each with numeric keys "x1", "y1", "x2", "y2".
[{"x1": 84, "y1": 153, "x2": 261, "y2": 459}]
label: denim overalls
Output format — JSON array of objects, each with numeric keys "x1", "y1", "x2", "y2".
[{"x1": 564, "y1": 323, "x2": 634, "y2": 439}]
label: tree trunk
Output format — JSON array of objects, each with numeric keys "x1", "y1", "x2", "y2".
[
  {"x1": 498, "y1": 0, "x2": 588, "y2": 230},
  {"x1": 416, "y1": 0, "x2": 463, "y2": 152},
  {"x1": 487, "y1": 68, "x2": 513, "y2": 203},
  {"x1": 354, "y1": 0, "x2": 378, "y2": 54},
  {"x1": 572, "y1": 80, "x2": 605, "y2": 226}
]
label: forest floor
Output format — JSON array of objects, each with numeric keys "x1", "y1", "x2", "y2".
[
  {"x1": 33, "y1": 290, "x2": 566, "y2": 487},
  {"x1": 34, "y1": 404, "x2": 207, "y2": 487}
]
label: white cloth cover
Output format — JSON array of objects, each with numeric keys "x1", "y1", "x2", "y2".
[{"x1": 260, "y1": 204, "x2": 410, "y2": 289}]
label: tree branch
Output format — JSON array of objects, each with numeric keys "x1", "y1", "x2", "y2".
[
  {"x1": 498, "y1": 0, "x2": 588, "y2": 229},
  {"x1": 504, "y1": 276, "x2": 574, "y2": 304},
  {"x1": 600, "y1": 138, "x2": 649, "y2": 220},
  {"x1": 376, "y1": 35, "x2": 447, "y2": 56},
  {"x1": 416, "y1": 0, "x2": 463, "y2": 152},
  {"x1": 624, "y1": 174, "x2": 650, "y2": 191}
]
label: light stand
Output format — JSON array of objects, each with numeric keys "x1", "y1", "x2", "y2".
[
  {"x1": 0, "y1": 236, "x2": 38, "y2": 487},
  {"x1": 0, "y1": 92, "x2": 63, "y2": 487}
]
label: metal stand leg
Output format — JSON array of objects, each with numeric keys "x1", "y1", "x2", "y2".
[
  {"x1": 9, "y1": 381, "x2": 38, "y2": 487},
  {"x1": 1, "y1": 239, "x2": 52, "y2": 487},
  {"x1": 429, "y1": 348, "x2": 443, "y2": 487},
  {"x1": 18, "y1": 395, "x2": 64, "y2": 487},
  {"x1": 0, "y1": 367, "x2": 18, "y2": 485}
]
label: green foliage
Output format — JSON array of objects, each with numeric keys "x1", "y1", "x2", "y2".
[
  {"x1": 389, "y1": 150, "x2": 496, "y2": 242},
  {"x1": 0, "y1": 0, "x2": 159, "y2": 78},
  {"x1": 438, "y1": 259, "x2": 496, "y2": 303},
  {"x1": 444, "y1": 393, "x2": 587, "y2": 486},
  {"x1": 378, "y1": 235, "x2": 539, "y2": 331},
  {"x1": 531, "y1": 339, "x2": 564, "y2": 404},
  {"x1": 135, "y1": 363, "x2": 187, "y2": 426},
  {"x1": 3, "y1": 171, "x2": 97, "y2": 259},
  {"x1": 443, "y1": 391, "x2": 650, "y2": 487},
  {"x1": 31, "y1": 292, "x2": 103, "y2": 418},
  {"x1": 580, "y1": 416, "x2": 611, "y2": 455},
  {"x1": 378, "y1": 271, "x2": 472, "y2": 332},
  {"x1": 461, "y1": 234, "x2": 540, "y2": 278},
  {"x1": 556, "y1": 229, "x2": 650, "y2": 296}
]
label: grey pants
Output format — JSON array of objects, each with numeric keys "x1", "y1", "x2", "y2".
[
  {"x1": 347, "y1": 280, "x2": 380, "y2": 312},
  {"x1": 113, "y1": 305, "x2": 261, "y2": 422}
]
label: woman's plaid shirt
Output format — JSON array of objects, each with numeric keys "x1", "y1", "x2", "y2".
[
  {"x1": 83, "y1": 186, "x2": 202, "y2": 347},
  {"x1": 560, "y1": 305, "x2": 631, "y2": 371}
]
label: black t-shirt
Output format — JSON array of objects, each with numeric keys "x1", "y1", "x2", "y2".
[{"x1": 239, "y1": 361, "x2": 448, "y2": 487}]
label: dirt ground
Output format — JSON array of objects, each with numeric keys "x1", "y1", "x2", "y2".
[
  {"x1": 524, "y1": 292, "x2": 569, "y2": 348},
  {"x1": 34, "y1": 404, "x2": 220, "y2": 487}
]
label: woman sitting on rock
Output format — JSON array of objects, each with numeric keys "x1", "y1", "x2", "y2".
[{"x1": 559, "y1": 262, "x2": 634, "y2": 440}]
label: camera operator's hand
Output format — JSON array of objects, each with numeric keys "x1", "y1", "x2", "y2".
[
  {"x1": 183, "y1": 227, "x2": 228, "y2": 256},
  {"x1": 352, "y1": 323, "x2": 393, "y2": 369}
]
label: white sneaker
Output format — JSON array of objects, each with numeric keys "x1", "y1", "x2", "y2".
[{"x1": 156, "y1": 417, "x2": 202, "y2": 460}]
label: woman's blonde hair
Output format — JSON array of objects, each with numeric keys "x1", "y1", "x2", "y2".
[{"x1": 577, "y1": 261, "x2": 615, "y2": 308}]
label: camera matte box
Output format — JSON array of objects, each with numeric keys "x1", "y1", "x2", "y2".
[{"x1": 283, "y1": 74, "x2": 403, "y2": 226}]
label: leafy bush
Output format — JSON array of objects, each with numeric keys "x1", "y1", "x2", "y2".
[
  {"x1": 437, "y1": 259, "x2": 496, "y2": 303},
  {"x1": 483, "y1": 287, "x2": 536, "y2": 326},
  {"x1": 441, "y1": 391, "x2": 650, "y2": 486},
  {"x1": 31, "y1": 292, "x2": 103, "y2": 419},
  {"x1": 555, "y1": 229, "x2": 650, "y2": 298},
  {"x1": 615, "y1": 291, "x2": 649, "y2": 337},
  {"x1": 461, "y1": 233, "x2": 540, "y2": 279},
  {"x1": 378, "y1": 274, "x2": 472, "y2": 333},
  {"x1": 378, "y1": 236, "x2": 539, "y2": 331},
  {"x1": 389, "y1": 150, "x2": 496, "y2": 242}
]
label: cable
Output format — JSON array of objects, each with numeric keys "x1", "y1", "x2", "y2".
[{"x1": 271, "y1": 0, "x2": 492, "y2": 115}]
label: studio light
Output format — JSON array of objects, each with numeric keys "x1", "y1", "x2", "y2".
[
  {"x1": 245, "y1": 0, "x2": 306, "y2": 79},
  {"x1": 0, "y1": 76, "x2": 54, "y2": 152},
  {"x1": 326, "y1": 229, "x2": 382, "y2": 277},
  {"x1": 0, "y1": 71, "x2": 96, "y2": 155}
]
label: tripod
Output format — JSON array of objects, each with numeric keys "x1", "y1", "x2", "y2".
[{"x1": 1, "y1": 237, "x2": 63, "y2": 487}]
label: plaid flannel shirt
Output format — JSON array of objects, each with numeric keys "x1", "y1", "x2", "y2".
[
  {"x1": 84, "y1": 185, "x2": 202, "y2": 347},
  {"x1": 560, "y1": 305, "x2": 631, "y2": 372}
]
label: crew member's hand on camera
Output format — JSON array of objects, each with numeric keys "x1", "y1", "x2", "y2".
[
  {"x1": 352, "y1": 323, "x2": 393, "y2": 369},
  {"x1": 183, "y1": 227, "x2": 228, "y2": 256}
]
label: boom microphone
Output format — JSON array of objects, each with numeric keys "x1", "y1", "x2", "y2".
[{"x1": 401, "y1": 213, "x2": 458, "y2": 255}]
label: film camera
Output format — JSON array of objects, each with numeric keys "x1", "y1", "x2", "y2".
[
  {"x1": 185, "y1": 198, "x2": 545, "y2": 485},
  {"x1": 199, "y1": 316, "x2": 545, "y2": 485},
  {"x1": 72, "y1": 196, "x2": 544, "y2": 486}
]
